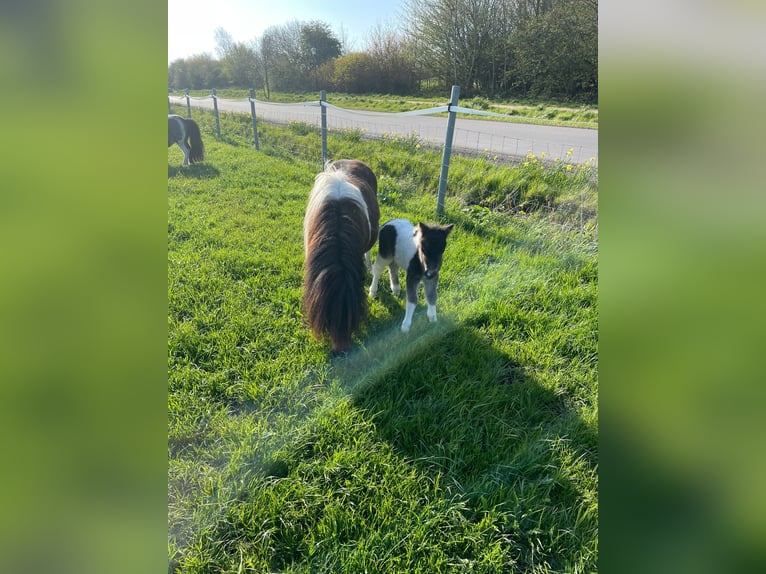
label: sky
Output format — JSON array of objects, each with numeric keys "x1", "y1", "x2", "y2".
[{"x1": 168, "y1": 0, "x2": 405, "y2": 62}]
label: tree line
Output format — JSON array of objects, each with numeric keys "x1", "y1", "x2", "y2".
[{"x1": 168, "y1": 0, "x2": 597, "y2": 103}]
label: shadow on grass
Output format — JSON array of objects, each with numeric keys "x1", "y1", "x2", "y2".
[
  {"x1": 167, "y1": 163, "x2": 221, "y2": 179},
  {"x1": 332, "y1": 316, "x2": 597, "y2": 570}
]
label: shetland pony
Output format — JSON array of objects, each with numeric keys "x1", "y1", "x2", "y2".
[
  {"x1": 369, "y1": 219, "x2": 454, "y2": 333},
  {"x1": 168, "y1": 114, "x2": 204, "y2": 166},
  {"x1": 303, "y1": 160, "x2": 380, "y2": 354}
]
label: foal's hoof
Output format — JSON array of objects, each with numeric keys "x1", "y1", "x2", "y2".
[{"x1": 400, "y1": 323, "x2": 411, "y2": 333}]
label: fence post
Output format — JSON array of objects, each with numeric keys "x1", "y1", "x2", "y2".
[
  {"x1": 436, "y1": 85, "x2": 460, "y2": 216},
  {"x1": 249, "y1": 88, "x2": 260, "y2": 150},
  {"x1": 185, "y1": 89, "x2": 191, "y2": 118},
  {"x1": 320, "y1": 90, "x2": 328, "y2": 167},
  {"x1": 211, "y1": 88, "x2": 221, "y2": 138}
]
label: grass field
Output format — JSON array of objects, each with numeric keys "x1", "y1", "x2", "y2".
[{"x1": 168, "y1": 109, "x2": 598, "y2": 572}]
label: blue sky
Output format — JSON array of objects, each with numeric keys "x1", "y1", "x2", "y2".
[{"x1": 168, "y1": 0, "x2": 405, "y2": 62}]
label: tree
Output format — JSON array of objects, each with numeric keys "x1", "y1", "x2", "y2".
[
  {"x1": 365, "y1": 23, "x2": 418, "y2": 94},
  {"x1": 403, "y1": 0, "x2": 596, "y2": 101},
  {"x1": 258, "y1": 21, "x2": 304, "y2": 92},
  {"x1": 300, "y1": 22, "x2": 342, "y2": 89},
  {"x1": 404, "y1": 0, "x2": 497, "y2": 96},
  {"x1": 220, "y1": 42, "x2": 260, "y2": 87},
  {"x1": 332, "y1": 52, "x2": 376, "y2": 93},
  {"x1": 509, "y1": 0, "x2": 597, "y2": 102},
  {"x1": 168, "y1": 53, "x2": 223, "y2": 90},
  {"x1": 214, "y1": 28, "x2": 234, "y2": 59}
]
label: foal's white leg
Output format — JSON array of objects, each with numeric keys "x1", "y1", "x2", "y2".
[
  {"x1": 369, "y1": 256, "x2": 388, "y2": 298},
  {"x1": 178, "y1": 140, "x2": 190, "y2": 166},
  {"x1": 401, "y1": 302, "x2": 416, "y2": 332},
  {"x1": 388, "y1": 261, "x2": 401, "y2": 296},
  {"x1": 401, "y1": 275, "x2": 419, "y2": 333},
  {"x1": 424, "y1": 278, "x2": 439, "y2": 323},
  {"x1": 364, "y1": 251, "x2": 372, "y2": 272}
]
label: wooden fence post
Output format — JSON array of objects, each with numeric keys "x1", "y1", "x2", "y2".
[
  {"x1": 211, "y1": 88, "x2": 221, "y2": 138},
  {"x1": 436, "y1": 85, "x2": 460, "y2": 216},
  {"x1": 249, "y1": 88, "x2": 259, "y2": 150}
]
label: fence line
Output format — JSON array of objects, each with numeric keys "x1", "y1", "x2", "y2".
[
  {"x1": 168, "y1": 88, "x2": 597, "y2": 221},
  {"x1": 168, "y1": 91, "x2": 597, "y2": 166},
  {"x1": 170, "y1": 87, "x2": 472, "y2": 214}
]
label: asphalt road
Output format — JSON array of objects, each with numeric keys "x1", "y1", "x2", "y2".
[{"x1": 169, "y1": 95, "x2": 598, "y2": 166}]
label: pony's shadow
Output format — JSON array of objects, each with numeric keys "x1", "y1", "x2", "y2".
[
  {"x1": 333, "y1": 318, "x2": 596, "y2": 549},
  {"x1": 167, "y1": 163, "x2": 220, "y2": 179}
]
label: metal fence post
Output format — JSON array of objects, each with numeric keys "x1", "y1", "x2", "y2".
[
  {"x1": 249, "y1": 88, "x2": 260, "y2": 150},
  {"x1": 212, "y1": 88, "x2": 221, "y2": 138},
  {"x1": 320, "y1": 90, "x2": 328, "y2": 167},
  {"x1": 185, "y1": 89, "x2": 191, "y2": 118},
  {"x1": 436, "y1": 85, "x2": 460, "y2": 216}
]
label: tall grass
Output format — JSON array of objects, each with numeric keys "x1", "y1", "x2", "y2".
[{"x1": 168, "y1": 110, "x2": 597, "y2": 572}]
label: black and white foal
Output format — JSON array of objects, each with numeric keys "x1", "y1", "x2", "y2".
[{"x1": 369, "y1": 219, "x2": 454, "y2": 332}]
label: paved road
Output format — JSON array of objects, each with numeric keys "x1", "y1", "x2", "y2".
[{"x1": 169, "y1": 95, "x2": 598, "y2": 166}]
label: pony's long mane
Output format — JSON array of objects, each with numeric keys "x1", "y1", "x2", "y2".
[{"x1": 303, "y1": 161, "x2": 378, "y2": 352}]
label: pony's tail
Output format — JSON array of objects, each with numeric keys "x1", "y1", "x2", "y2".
[
  {"x1": 185, "y1": 119, "x2": 205, "y2": 164},
  {"x1": 303, "y1": 199, "x2": 368, "y2": 352}
]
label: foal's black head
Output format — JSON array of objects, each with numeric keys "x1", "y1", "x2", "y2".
[{"x1": 415, "y1": 222, "x2": 454, "y2": 279}]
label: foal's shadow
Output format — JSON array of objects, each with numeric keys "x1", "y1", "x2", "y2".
[{"x1": 167, "y1": 163, "x2": 220, "y2": 179}]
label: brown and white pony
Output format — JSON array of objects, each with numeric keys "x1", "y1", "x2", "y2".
[
  {"x1": 168, "y1": 114, "x2": 204, "y2": 166},
  {"x1": 303, "y1": 159, "x2": 380, "y2": 355},
  {"x1": 369, "y1": 219, "x2": 454, "y2": 333}
]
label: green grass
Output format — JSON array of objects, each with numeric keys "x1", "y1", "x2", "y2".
[
  {"x1": 169, "y1": 89, "x2": 598, "y2": 128},
  {"x1": 168, "y1": 110, "x2": 598, "y2": 572}
]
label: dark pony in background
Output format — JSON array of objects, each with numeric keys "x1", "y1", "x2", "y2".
[
  {"x1": 168, "y1": 114, "x2": 204, "y2": 166},
  {"x1": 303, "y1": 159, "x2": 380, "y2": 355}
]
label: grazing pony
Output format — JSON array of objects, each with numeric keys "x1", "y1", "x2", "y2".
[
  {"x1": 369, "y1": 219, "x2": 454, "y2": 333},
  {"x1": 303, "y1": 159, "x2": 380, "y2": 355},
  {"x1": 168, "y1": 114, "x2": 204, "y2": 166}
]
